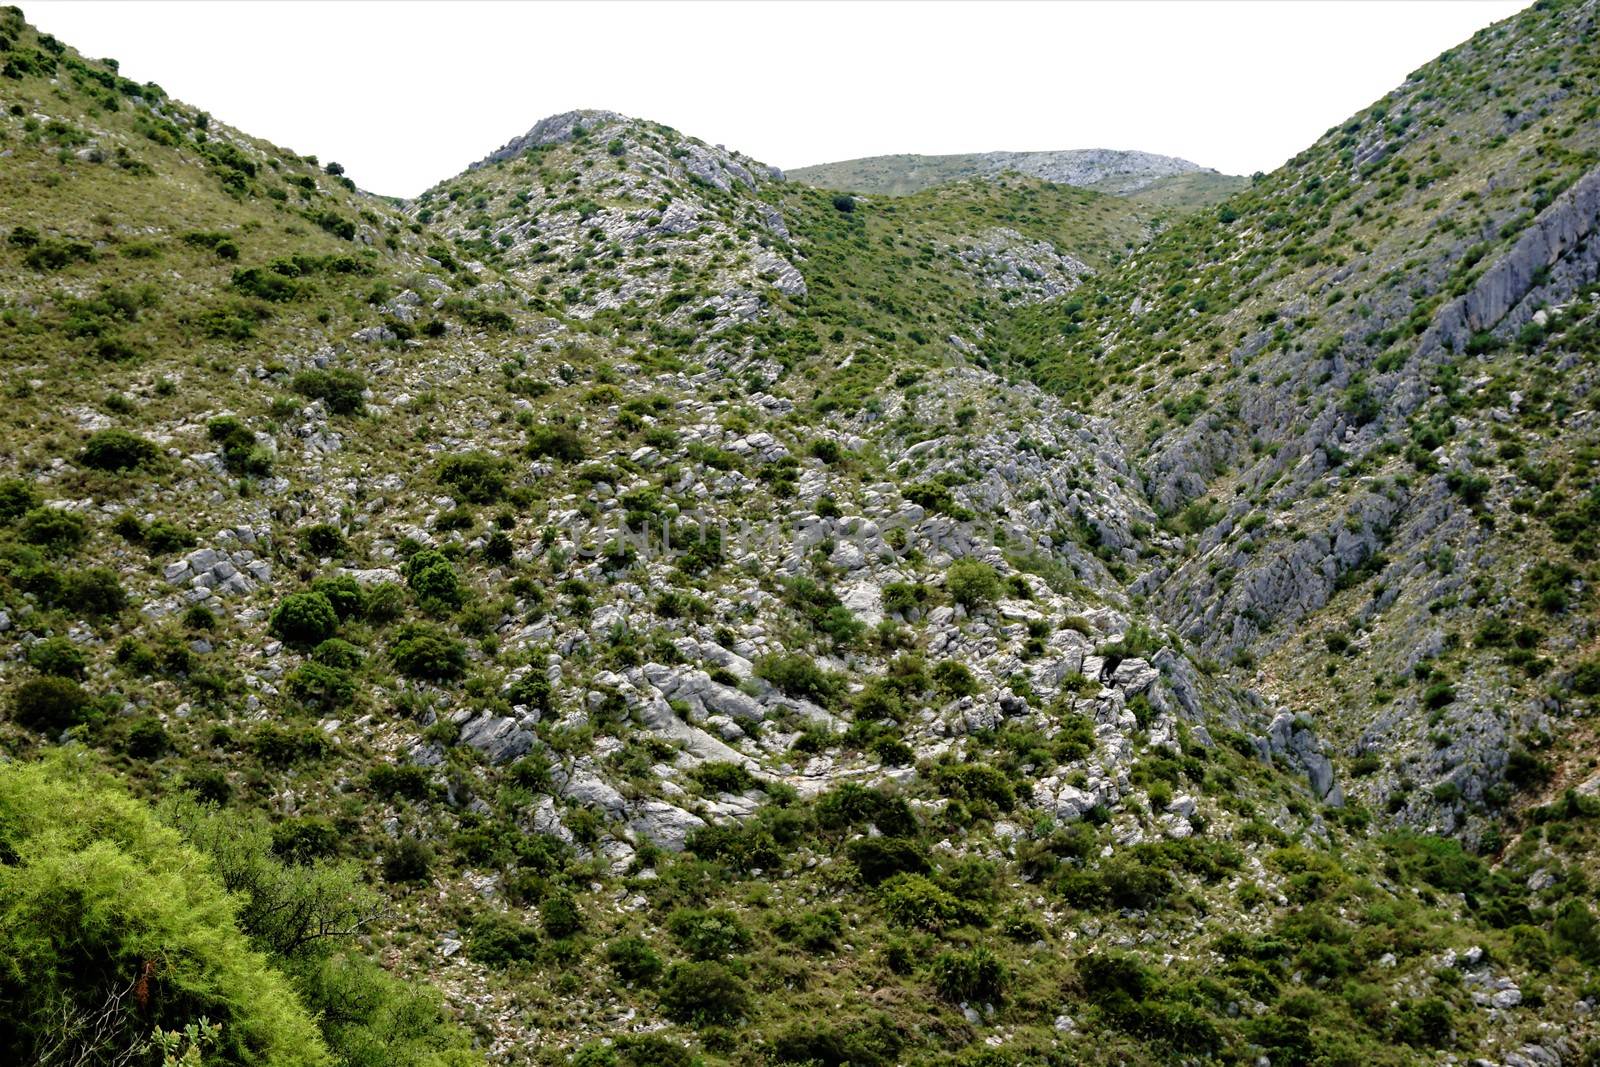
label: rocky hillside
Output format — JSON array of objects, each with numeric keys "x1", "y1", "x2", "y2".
[
  {"x1": 3, "y1": 3, "x2": 1600, "y2": 1066},
  {"x1": 792, "y1": 147, "x2": 1245, "y2": 200}
]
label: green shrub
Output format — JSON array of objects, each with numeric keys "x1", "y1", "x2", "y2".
[
  {"x1": 287, "y1": 661, "x2": 357, "y2": 713},
  {"x1": 269, "y1": 591, "x2": 339, "y2": 648},
  {"x1": 946, "y1": 559, "x2": 1003, "y2": 609},
  {"x1": 61, "y1": 568, "x2": 126, "y2": 617},
  {"x1": 0, "y1": 760, "x2": 329, "y2": 1065},
  {"x1": 143, "y1": 519, "x2": 196, "y2": 554},
  {"x1": 17, "y1": 507, "x2": 87, "y2": 552},
  {"x1": 690, "y1": 761, "x2": 756, "y2": 795},
  {"x1": 404, "y1": 549, "x2": 465, "y2": 611},
  {"x1": 381, "y1": 837, "x2": 433, "y2": 883},
  {"x1": 435, "y1": 451, "x2": 508, "y2": 504},
  {"x1": 771, "y1": 1015, "x2": 902, "y2": 1067},
  {"x1": 930, "y1": 946, "x2": 1007, "y2": 1003},
  {"x1": 666, "y1": 907, "x2": 751, "y2": 960},
  {"x1": 658, "y1": 960, "x2": 750, "y2": 1025},
  {"x1": 879, "y1": 873, "x2": 982, "y2": 931},
  {"x1": 80, "y1": 428, "x2": 159, "y2": 471},
  {"x1": 541, "y1": 888, "x2": 583, "y2": 939},
  {"x1": 292, "y1": 368, "x2": 367, "y2": 415},
  {"x1": 526, "y1": 424, "x2": 585, "y2": 462},
  {"x1": 298, "y1": 578, "x2": 360, "y2": 625},
  {"x1": 298, "y1": 523, "x2": 347, "y2": 558},
  {"x1": 390, "y1": 622, "x2": 467, "y2": 681},
  {"x1": 25, "y1": 637, "x2": 86, "y2": 678},
  {"x1": 207, "y1": 416, "x2": 273, "y2": 477},
  {"x1": 754, "y1": 651, "x2": 839, "y2": 706},
  {"x1": 467, "y1": 913, "x2": 541, "y2": 968},
  {"x1": 10, "y1": 675, "x2": 93, "y2": 732},
  {"x1": 0, "y1": 478, "x2": 41, "y2": 521},
  {"x1": 606, "y1": 935, "x2": 664, "y2": 985},
  {"x1": 847, "y1": 837, "x2": 930, "y2": 885}
]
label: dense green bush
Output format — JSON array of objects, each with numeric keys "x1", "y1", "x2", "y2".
[
  {"x1": 946, "y1": 559, "x2": 1003, "y2": 609},
  {"x1": 658, "y1": 960, "x2": 750, "y2": 1025},
  {"x1": 435, "y1": 451, "x2": 508, "y2": 504},
  {"x1": 606, "y1": 935, "x2": 664, "y2": 985},
  {"x1": 390, "y1": 622, "x2": 467, "y2": 681},
  {"x1": 10, "y1": 675, "x2": 93, "y2": 732},
  {"x1": 754, "y1": 651, "x2": 839, "y2": 706},
  {"x1": 467, "y1": 913, "x2": 541, "y2": 968},
  {"x1": 269, "y1": 591, "x2": 339, "y2": 648},
  {"x1": 61, "y1": 567, "x2": 126, "y2": 617},
  {"x1": 404, "y1": 548, "x2": 465, "y2": 611},
  {"x1": 930, "y1": 945, "x2": 1007, "y2": 1003},
  {"x1": 80, "y1": 428, "x2": 159, "y2": 471},
  {"x1": 292, "y1": 368, "x2": 367, "y2": 414},
  {"x1": 17, "y1": 506, "x2": 87, "y2": 551},
  {"x1": 526, "y1": 423, "x2": 585, "y2": 462},
  {"x1": 0, "y1": 477, "x2": 41, "y2": 521},
  {"x1": 666, "y1": 907, "x2": 751, "y2": 960},
  {"x1": 0, "y1": 759, "x2": 329, "y2": 1065},
  {"x1": 25, "y1": 636, "x2": 86, "y2": 678}
]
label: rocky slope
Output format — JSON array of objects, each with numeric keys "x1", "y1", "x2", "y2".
[{"x1": 2, "y1": 3, "x2": 1600, "y2": 1066}]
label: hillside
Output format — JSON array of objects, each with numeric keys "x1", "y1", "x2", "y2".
[
  {"x1": 791, "y1": 147, "x2": 1246, "y2": 201},
  {"x1": 3, "y1": 2, "x2": 1600, "y2": 1066}
]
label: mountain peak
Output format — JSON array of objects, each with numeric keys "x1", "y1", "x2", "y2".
[{"x1": 470, "y1": 108, "x2": 629, "y2": 169}]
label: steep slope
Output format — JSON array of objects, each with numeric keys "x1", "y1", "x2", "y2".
[
  {"x1": 3, "y1": 4, "x2": 1600, "y2": 1067},
  {"x1": 1000, "y1": 0, "x2": 1600, "y2": 843},
  {"x1": 791, "y1": 147, "x2": 1243, "y2": 199}
]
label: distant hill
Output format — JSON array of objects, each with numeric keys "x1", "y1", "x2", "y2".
[{"x1": 791, "y1": 146, "x2": 1244, "y2": 198}]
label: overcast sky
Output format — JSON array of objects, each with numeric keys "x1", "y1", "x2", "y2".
[{"x1": 30, "y1": 1, "x2": 1527, "y2": 198}]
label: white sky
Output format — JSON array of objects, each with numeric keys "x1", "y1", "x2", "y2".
[{"x1": 29, "y1": 1, "x2": 1527, "y2": 199}]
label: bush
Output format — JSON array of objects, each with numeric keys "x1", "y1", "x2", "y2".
[
  {"x1": 467, "y1": 913, "x2": 541, "y2": 968},
  {"x1": 61, "y1": 568, "x2": 126, "y2": 617},
  {"x1": 390, "y1": 623, "x2": 467, "y2": 681},
  {"x1": 879, "y1": 873, "x2": 982, "y2": 931},
  {"x1": 690, "y1": 761, "x2": 756, "y2": 795},
  {"x1": 0, "y1": 477, "x2": 40, "y2": 521},
  {"x1": 930, "y1": 946, "x2": 1007, "y2": 1003},
  {"x1": 269, "y1": 591, "x2": 339, "y2": 648},
  {"x1": 404, "y1": 548, "x2": 464, "y2": 611},
  {"x1": 310, "y1": 574, "x2": 366, "y2": 621},
  {"x1": 0, "y1": 760, "x2": 329, "y2": 1065},
  {"x1": 298, "y1": 523, "x2": 347, "y2": 558},
  {"x1": 18, "y1": 507, "x2": 87, "y2": 552},
  {"x1": 435, "y1": 451, "x2": 508, "y2": 504},
  {"x1": 947, "y1": 559, "x2": 1003, "y2": 609},
  {"x1": 526, "y1": 423, "x2": 585, "y2": 462},
  {"x1": 381, "y1": 837, "x2": 433, "y2": 883},
  {"x1": 606, "y1": 935, "x2": 664, "y2": 985},
  {"x1": 658, "y1": 960, "x2": 750, "y2": 1025},
  {"x1": 143, "y1": 519, "x2": 196, "y2": 554},
  {"x1": 666, "y1": 907, "x2": 751, "y2": 960},
  {"x1": 80, "y1": 428, "x2": 159, "y2": 471},
  {"x1": 541, "y1": 888, "x2": 583, "y2": 938},
  {"x1": 754, "y1": 651, "x2": 839, "y2": 706},
  {"x1": 10, "y1": 675, "x2": 93, "y2": 732},
  {"x1": 25, "y1": 636, "x2": 86, "y2": 678},
  {"x1": 207, "y1": 416, "x2": 273, "y2": 477},
  {"x1": 287, "y1": 661, "x2": 357, "y2": 713},
  {"x1": 772, "y1": 1016, "x2": 901, "y2": 1067},
  {"x1": 292, "y1": 368, "x2": 367, "y2": 414}
]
